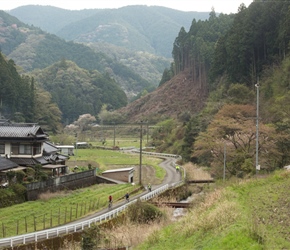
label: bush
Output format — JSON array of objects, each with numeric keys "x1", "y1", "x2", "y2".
[
  {"x1": 0, "y1": 188, "x2": 16, "y2": 208},
  {"x1": 11, "y1": 183, "x2": 26, "y2": 195},
  {"x1": 81, "y1": 225, "x2": 101, "y2": 250},
  {"x1": 0, "y1": 184, "x2": 27, "y2": 207},
  {"x1": 127, "y1": 200, "x2": 164, "y2": 224},
  {"x1": 16, "y1": 170, "x2": 25, "y2": 183}
]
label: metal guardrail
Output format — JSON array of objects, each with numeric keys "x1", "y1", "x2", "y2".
[
  {"x1": 0, "y1": 184, "x2": 171, "y2": 248},
  {"x1": 131, "y1": 149, "x2": 182, "y2": 159}
]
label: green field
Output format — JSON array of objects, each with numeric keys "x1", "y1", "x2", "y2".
[
  {"x1": 69, "y1": 148, "x2": 165, "y2": 180},
  {"x1": 0, "y1": 183, "x2": 139, "y2": 237}
]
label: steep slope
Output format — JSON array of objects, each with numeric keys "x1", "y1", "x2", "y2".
[{"x1": 118, "y1": 68, "x2": 207, "y2": 122}]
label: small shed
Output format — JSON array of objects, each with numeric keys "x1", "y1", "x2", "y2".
[
  {"x1": 75, "y1": 142, "x2": 89, "y2": 149},
  {"x1": 102, "y1": 167, "x2": 134, "y2": 183},
  {"x1": 42, "y1": 164, "x2": 68, "y2": 177},
  {"x1": 55, "y1": 145, "x2": 74, "y2": 156}
]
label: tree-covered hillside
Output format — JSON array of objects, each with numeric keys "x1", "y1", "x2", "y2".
[
  {"x1": 181, "y1": 0, "x2": 290, "y2": 175},
  {"x1": 120, "y1": 0, "x2": 290, "y2": 177},
  {"x1": 32, "y1": 60, "x2": 128, "y2": 124},
  {"x1": 0, "y1": 10, "x2": 155, "y2": 99},
  {"x1": 0, "y1": 52, "x2": 62, "y2": 132},
  {"x1": 9, "y1": 5, "x2": 210, "y2": 58}
]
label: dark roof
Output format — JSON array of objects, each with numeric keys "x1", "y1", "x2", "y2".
[
  {"x1": 43, "y1": 141, "x2": 59, "y2": 154},
  {"x1": 10, "y1": 157, "x2": 48, "y2": 166},
  {"x1": 0, "y1": 156, "x2": 19, "y2": 171},
  {"x1": 43, "y1": 154, "x2": 69, "y2": 163},
  {"x1": 0, "y1": 123, "x2": 48, "y2": 140}
]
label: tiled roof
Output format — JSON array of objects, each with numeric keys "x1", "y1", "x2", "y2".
[
  {"x1": 43, "y1": 154, "x2": 69, "y2": 163},
  {"x1": 9, "y1": 157, "x2": 48, "y2": 166},
  {"x1": 43, "y1": 142, "x2": 59, "y2": 154},
  {"x1": 0, "y1": 123, "x2": 47, "y2": 138},
  {"x1": 0, "y1": 156, "x2": 19, "y2": 171}
]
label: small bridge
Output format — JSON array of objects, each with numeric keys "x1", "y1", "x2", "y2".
[
  {"x1": 187, "y1": 179, "x2": 214, "y2": 184},
  {"x1": 150, "y1": 202, "x2": 191, "y2": 208}
]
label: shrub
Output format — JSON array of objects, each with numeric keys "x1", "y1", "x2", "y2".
[
  {"x1": 11, "y1": 183, "x2": 27, "y2": 197},
  {"x1": 6, "y1": 171, "x2": 15, "y2": 183},
  {"x1": 82, "y1": 225, "x2": 101, "y2": 250},
  {"x1": 127, "y1": 200, "x2": 164, "y2": 224},
  {"x1": 16, "y1": 170, "x2": 25, "y2": 183}
]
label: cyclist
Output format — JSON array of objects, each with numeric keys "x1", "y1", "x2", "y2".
[
  {"x1": 148, "y1": 183, "x2": 152, "y2": 192},
  {"x1": 108, "y1": 195, "x2": 113, "y2": 210},
  {"x1": 124, "y1": 192, "x2": 129, "y2": 202}
]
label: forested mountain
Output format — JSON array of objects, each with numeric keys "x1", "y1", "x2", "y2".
[
  {"x1": 118, "y1": 0, "x2": 290, "y2": 176},
  {"x1": 0, "y1": 10, "x2": 156, "y2": 99},
  {"x1": 0, "y1": 53, "x2": 35, "y2": 121},
  {"x1": 118, "y1": 11, "x2": 235, "y2": 122},
  {"x1": 9, "y1": 5, "x2": 210, "y2": 58},
  {"x1": 0, "y1": 52, "x2": 62, "y2": 132},
  {"x1": 32, "y1": 60, "x2": 127, "y2": 125}
]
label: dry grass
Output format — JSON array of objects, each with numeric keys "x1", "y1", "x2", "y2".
[
  {"x1": 38, "y1": 190, "x2": 72, "y2": 201},
  {"x1": 101, "y1": 207, "x2": 174, "y2": 249},
  {"x1": 182, "y1": 162, "x2": 212, "y2": 180},
  {"x1": 175, "y1": 188, "x2": 240, "y2": 237}
]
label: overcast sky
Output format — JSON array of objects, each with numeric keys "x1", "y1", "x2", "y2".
[{"x1": 2, "y1": 0, "x2": 253, "y2": 14}]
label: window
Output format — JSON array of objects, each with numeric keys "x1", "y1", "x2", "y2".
[
  {"x1": 11, "y1": 143, "x2": 19, "y2": 155},
  {"x1": 0, "y1": 144, "x2": 4, "y2": 154},
  {"x1": 11, "y1": 143, "x2": 32, "y2": 155},
  {"x1": 19, "y1": 144, "x2": 32, "y2": 155},
  {"x1": 10, "y1": 143, "x2": 42, "y2": 155},
  {"x1": 33, "y1": 143, "x2": 41, "y2": 155}
]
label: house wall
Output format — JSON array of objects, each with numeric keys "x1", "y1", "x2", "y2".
[
  {"x1": 2, "y1": 142, "x2": 43, "y2": 158},
  {"x1": 25, "y1": 169, "x2": 97, "y2": 200},
  {"x1": 102, "y1": 171, "x2": 132, "y2": 183},
  {"x1": 56, "y1": 146, "x2": 74, "y2": 156}
]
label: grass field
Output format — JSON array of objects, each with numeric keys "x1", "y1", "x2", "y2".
[
  {"x1": 68, "y1": 148, "x2": 166, "y2": 183},
  {"x1": 0, "y1": 183, "x2": 140, "y2": 238}
]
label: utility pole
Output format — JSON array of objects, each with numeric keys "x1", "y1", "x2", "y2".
[
  {"x1": 139, "y1": 121, "x2": 143, "y2": 185},
  {"x1": 255, "y1": 79, "x2": 260, "y2": 174},
  {"x1": 223, "y1": 144, "x2": 226, "y2": 181},
  {"x1": 113, "y1": 122, "x2": 116, "y2": 147},
  {"x1": 147, "y1": 122, "x2": 149, "y2": 144},
  {"x1": 75, "y1": 133, "x2": 78, "y2": 167}
]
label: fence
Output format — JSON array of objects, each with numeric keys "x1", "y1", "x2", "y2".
[
  {"x1": 0, "y1": 199, "x2": 101, "y2": 238},
  {"x1": 25, "y1": 169, "x2": 96, "y2": 191},
  {"x1": 25, "y1": 169, "x2": 96, "y2": 200},
  {"x1": 131, "y1": 149, "x2": 182, "y2": 159},
  {"x1": 0, "y1": 184, "x2": 171, "y2": 248}
]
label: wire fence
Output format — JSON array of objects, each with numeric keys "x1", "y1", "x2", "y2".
[{"x1": 1, "y1": 198, "x2": 102, "y2": 238}]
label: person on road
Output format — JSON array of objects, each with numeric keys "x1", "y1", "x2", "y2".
[
  {"x1": 148, "y1": 183, "x2": 152, "y2": 192},
  {"x1": 124, "y1": 192, "x2": 129, "y2": 202},
  {"x1": 108, "y1": 195, "x2": 113, "y2": 209},
  {"x1": 175, "y1": 164, "x2": 180, "y2": 173}
]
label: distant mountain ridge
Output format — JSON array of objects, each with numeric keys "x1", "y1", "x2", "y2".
[
  {"x1": 0, "y1": 10, "x2": 159, "y2": 99},
  {"x1": 9, "y1": 5, "x2": 210, "y2": 58}
]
